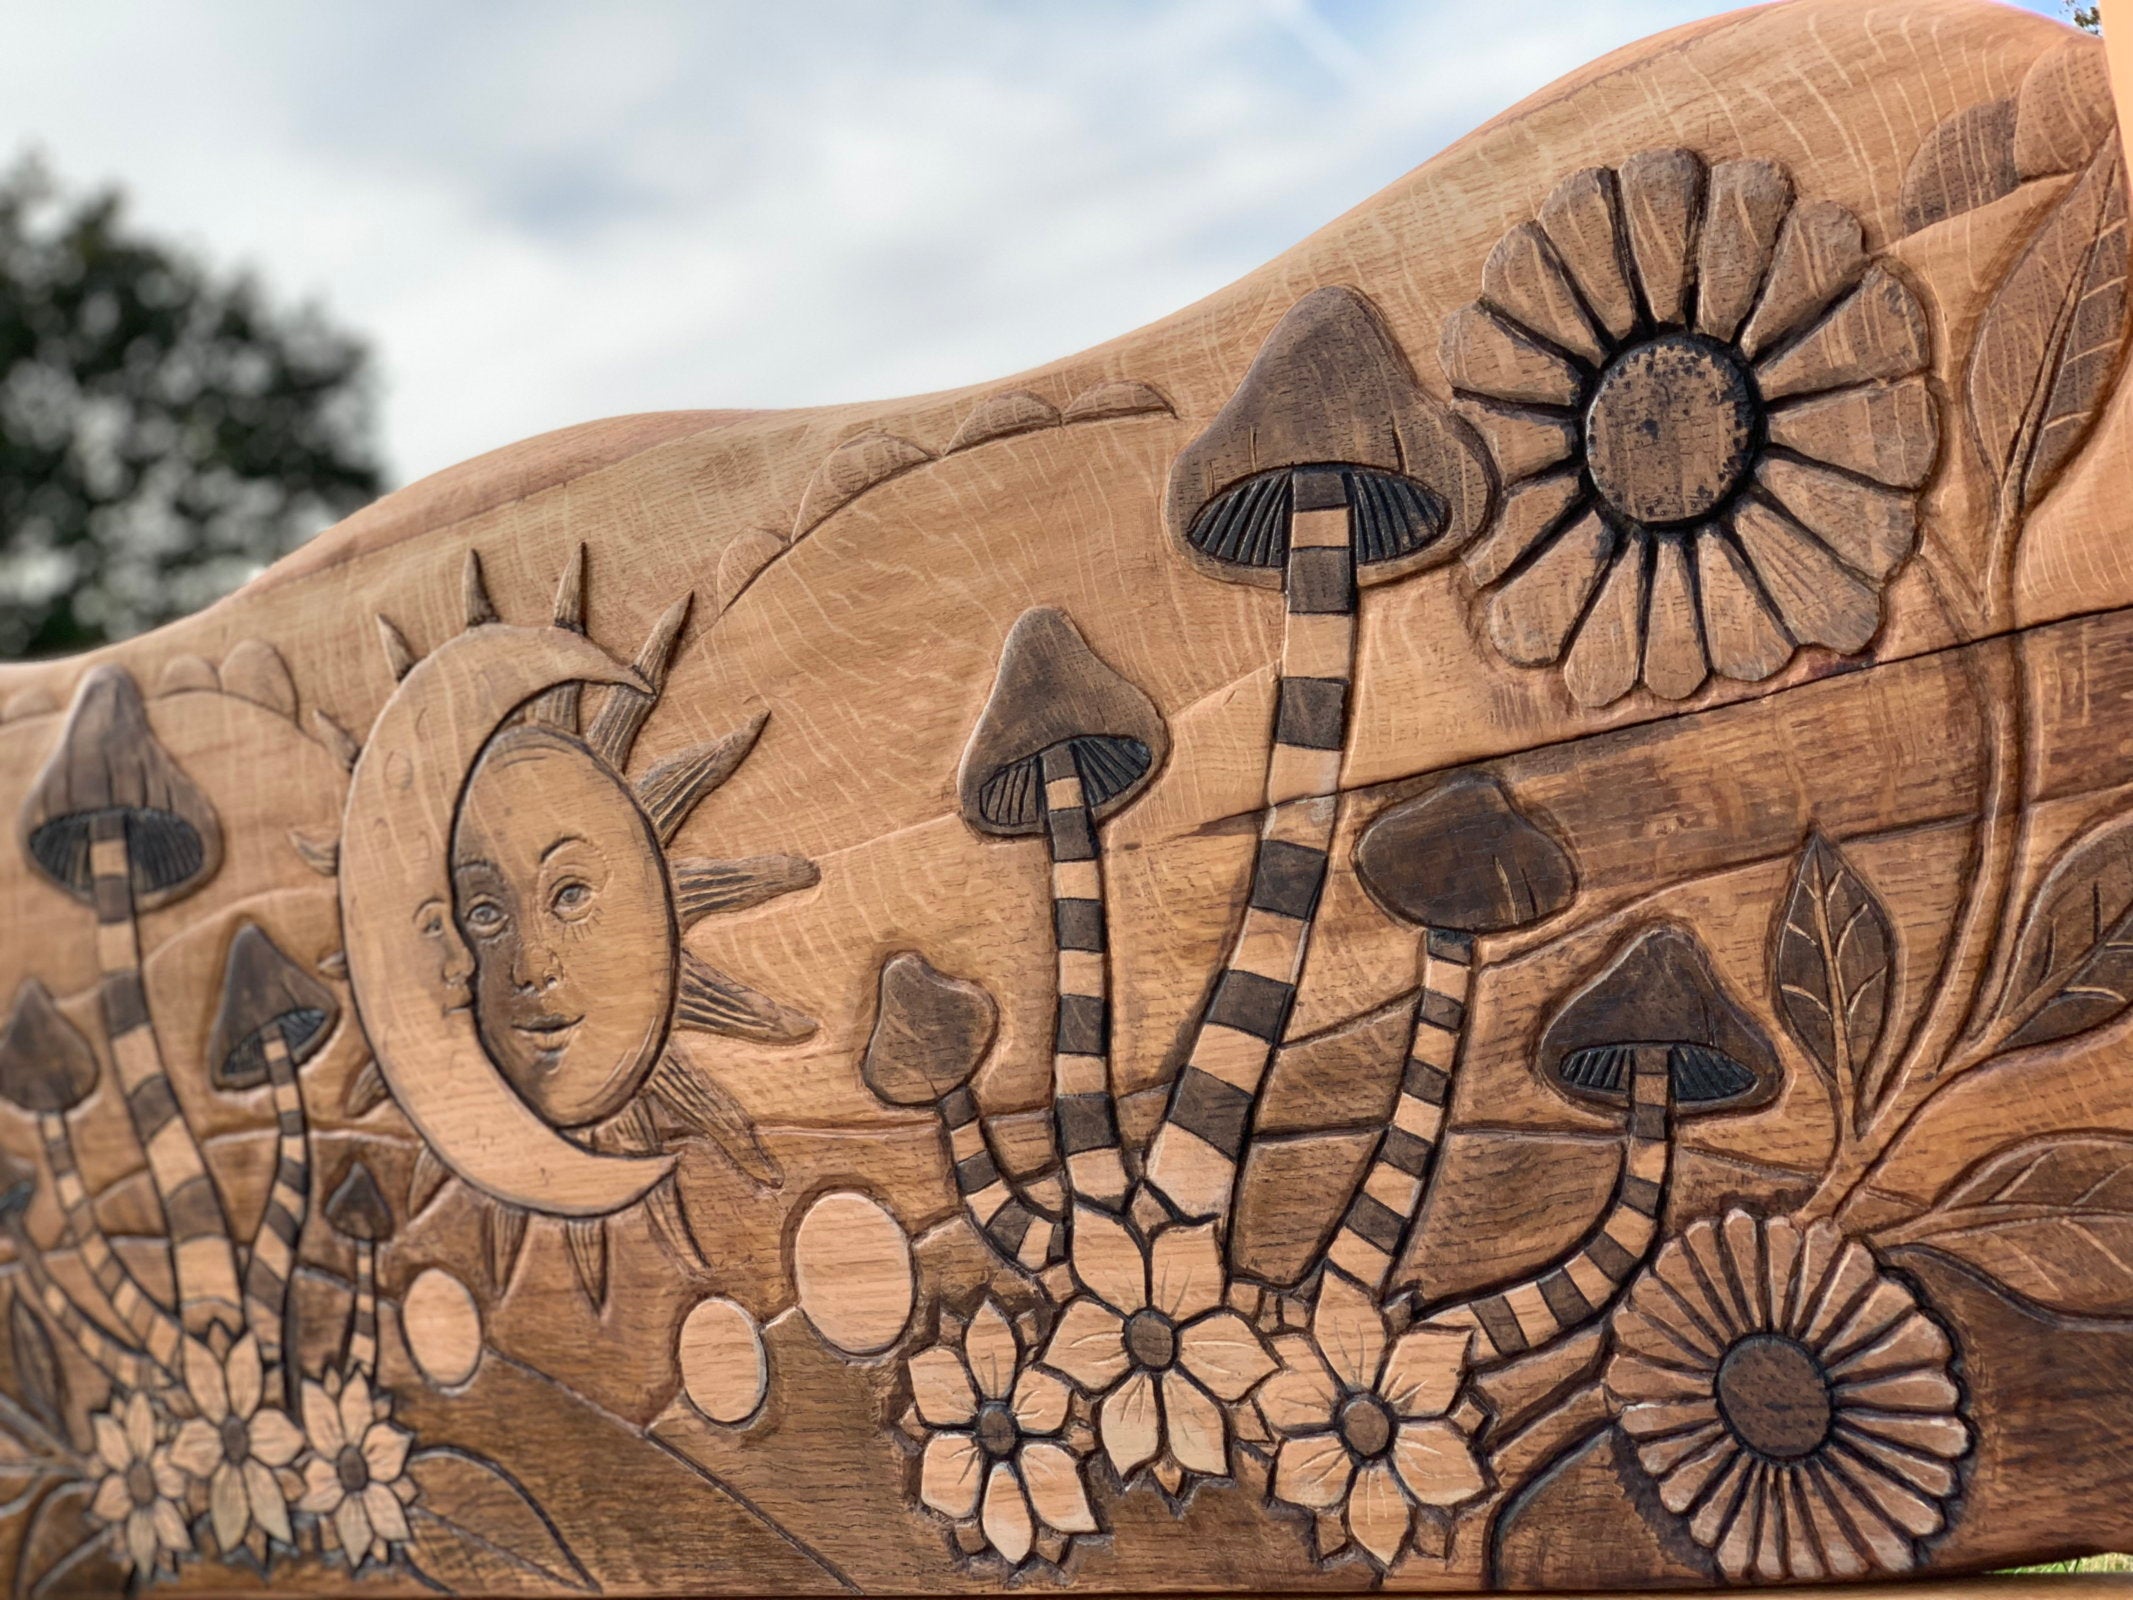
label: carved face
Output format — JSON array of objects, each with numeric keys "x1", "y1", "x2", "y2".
[{"x1": 451, "y1": 725, "x2": 676, "y2": 1128}]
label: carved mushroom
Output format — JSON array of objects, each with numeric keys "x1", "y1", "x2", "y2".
[
  {"x1": 323, "y1": 1158, "x2": 394, "y2": 1381},
  {"x1": 1323, "y1": 777, "x2": 1574, "y2": 1292},
  {"x1": 1144, "y1": 288, "x2": 1491, "y2": 1225},
  {"x1": 958, "y1": 608, "x2": 1167, "y2": 1214},
  {"x1": 0, "y1": 1138, "x2": 159, "y2": 1392},
  {"x1": 17, "y1": 665, "x2": 241, "y2": 1337},
  {"x1": 208, "y1": 923, "x2": 340, "y2": 1380},
  {"x1": 1420, "y1": 926, "x2": 1780, "y2": 1367},
  {"x1": 0, "y1": 979, "x2": 184, "y2": 1374}
]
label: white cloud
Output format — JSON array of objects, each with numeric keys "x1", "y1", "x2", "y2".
[{"x1": 0, "y1": 0, "x2": 2073, "y2": 485}]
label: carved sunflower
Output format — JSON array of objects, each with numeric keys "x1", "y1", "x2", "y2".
[
  {"x1": 1605, "y1": 1209, "x2": 1968, "y2": 1582},
  {"x1": 1442, "y1": 149, "x2": 1936, "y2": 706}
]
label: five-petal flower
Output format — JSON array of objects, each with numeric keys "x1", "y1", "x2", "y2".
[
  {"x1": 295, "y1": 1369, "x2": 417, "y2": 1569},
  {"x1": 168, "y1": 1333, "x2": 304, "y2": 1556}
]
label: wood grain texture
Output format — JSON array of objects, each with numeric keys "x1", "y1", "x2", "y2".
[{"x1": 0, "y1": 0, "x2": 2127, "y2": 1592}]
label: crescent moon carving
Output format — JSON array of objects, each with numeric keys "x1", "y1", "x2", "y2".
[{"x1": 340, "y1": 624, "x2": 676, "y2": 1217}]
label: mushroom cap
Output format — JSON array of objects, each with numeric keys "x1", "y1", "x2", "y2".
[
  {"x1": 206, "y1": 923, "x2": 340, "y2": 1091},
  {"x1": 860, "y1": 951, "x2": 997, "y2": 1107},
  {"x1": 1355, "y1": 775, "x2": 1574, "y2": 933},
  {"x1": 324, "y1": 1158, "x2": 394, "y2": 1242},
  {"x1": 957, "y1": 608, "x2": 1169, "y2": 837},
  {"x1": 0, "y1": 979, "x2": 99, "y2": 1114},
  {"x1": 1537, "y1": 926, "x2": 1780, "y2": 1115},
  {"x1": 1164, "y1": 286, "x2": 1492, "y2": 591},
  {"x1": 19, "y1": 665, "x2": 222, "y2": 911}
]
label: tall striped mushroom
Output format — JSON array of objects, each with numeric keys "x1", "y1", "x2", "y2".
[
  {"x1": 323, "y1": 1159, "x2": 393, "y2": 1380},
  {"x1": 957, "y1": 608, "x2": 1168, "y2": 1215},
  {"x1": 1143, "y1": 285, "x2": 1492, "y2": 1226},
  {"x1": 0, "y1": 978, "x2": 185, "y2": 1380},
  {"x1": 0, "y1": 1142, "x2": 162, "y2": 1392},
  {"x1": 1324, "y1": 776, "x2": 1574, "y2": 1293},
  {"x1": 18, "y1": 665, "x2": 242, "y2": 1337},
  {"x1": 1420, "y1": 926, "x2": 1780, "y2": 1366},
  {"x1": 206, "y1": 922, "x2": 339, "y2": 1400}
]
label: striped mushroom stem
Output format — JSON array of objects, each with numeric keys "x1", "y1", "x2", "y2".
[
  {"x1": 857, "y1": 951, "x2": 1067, "y2": 1274},
  {"x1": 19, "y1": 666, "x2": 240, "y2": 1338},
  {"x1": 957, "y1": 609, "x2": 1167, "y2": 1216},
  {"x1": 205, "y1": 923, "x2": 339, "y2": 1391},
  {"x1": 1142, "y1": 284, "x2": 1491, "y2": 1228},
  {"x1": 323, "y1": 1160, "x2": 393, "y2": 1379},
  {"x1": 0, "y1": 979, "x2": 184, "y2": 1379},
  {"x1": 0, "y1": 1147, "x2": 162, "y2": 1393},
  {"x1": 1419, "y1": 925, "x2": 1781, "y2": 1368},
  {"x1": 1324, "y1": 776, "x2": 1574, "y2": 1292}
]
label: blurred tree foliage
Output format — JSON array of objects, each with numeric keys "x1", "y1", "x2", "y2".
[
  {"x1": 2069, "y1": 3, "x2": 2100, "y2": 32},
  {"x1": 0, "y1": 158, "x2": 381, "y2": 657}
]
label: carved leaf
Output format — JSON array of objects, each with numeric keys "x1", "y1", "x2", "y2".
[
  {"x1": 1771, "y1": 832, "x2": 1894, "y2": 1126},
  {"x1": 1966, "y1": 145, "x2": 2130, "y2": 521},
  {"x1": 1892, "y1": 1135, "x2": 2133, "y2": 1316},
  {"x1": 405, "y1": 1447, "x2": 593, "y2": 1593},
  {"x1": 7, "y1": 1299, "x2": 63, "y2": 1443},
  {"x1": 15, "y1": 1480, "x2": 114, "y2": 1599},
  {"x1": 1995, "y1": 811, "x2": 2133, "y2": 1051}
]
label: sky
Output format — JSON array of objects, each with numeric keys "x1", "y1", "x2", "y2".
[{"x1": 0, "y1": 0, "x2": 2078, "y2": 489}]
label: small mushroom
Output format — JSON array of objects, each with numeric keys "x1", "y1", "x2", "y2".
[
  {"x1": 1143, "y1": 289, "x2": 1490, "y2": 1228},
  {"x1": 208, "y1": 923, "x2": 339, "y2": 1378},
  {"x1": 16, "y1": 665, "x2": 241, "y2": 1338},
  {"x1": 958, "y1": 609, "x2": 1167, "y2": 1213},
  {"x1": 0, "y1": 979, "x2": 185, "y2": 1375},
  {"x1": 1418, "y1": 926, "x2": 1781, "y2": 1368},
  {"x1": 1323, "y1": 777, "x2": 1574, "y2": 1293},
  {"x1": 324, "y1": 1158, "x2": 394, "y2": 1381}
]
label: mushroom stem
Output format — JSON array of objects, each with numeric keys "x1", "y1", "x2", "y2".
[
  {"x1": 1040, "y1": 743, "x2": 1128, "y2": 1209},
  {"x1": 4, "y1": 1219, "x2": 161, "y2": 1392},
  {"x1": 346, "y1": 1238, "x2": 377, "y2": 1379},
  {"x1": 941, "y1": 1085, "x2": 1066, "y2": 1274},
  {"x1": 88, "y1": 813, "x2": 244, "y2": 1336},
  {"x1": 241, "y1": 1028, "x2": 310, "y2": 1382},
  {"x1": 36, "y1": 1110, "x2": 184, "y2": 1377},
  {"x1": 1323, "y1": 928, "x2": 1474, "y2": 1292},
  {"x1": 1143, "y1": 472, "x2": 1352, "y2": 1223},
  {"x1": 1419, "y1": 1048, "x2": 1672, "y2": 1368}
]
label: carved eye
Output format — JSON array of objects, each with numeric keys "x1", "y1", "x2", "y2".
[
  {"x1": 462, "y1": 899, "x2": 508, "y2": 937},
  {"x1": 550, "y1": 879, "x2": 594, "y2": 920}
]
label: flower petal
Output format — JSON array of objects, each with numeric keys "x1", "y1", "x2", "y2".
[
  {"x1": 335, "y1": 1494, "x2": 373, "y2": 1568},
  {"x1": 1739, "y1": 198, "x2": 1867, "y2": 360},
  {"x1": 1756, "y1": 455, "x2": 1917, "y2": 582},
  {"x1": 1012, "y1": 1366, "x2": 1072, "y2": 1437},
  {"x1": 1150, "y1": 1222, "x2": 1223, "y2": 1321},
  {"x1": 1257, "y1": 1335, "x2": 1339, "y2": 1436},
  {"x1": 90, "y1": 1473, "x2": 130, "y2": 1524},
  {"x1": 1042, "y1": 1297, "x2": 1128, "y2": 1392},
  {"x1": 1697, "y1": 532, "x2": 1793, "y2": 685},
  {"x1": 1178, "y1": 1310, "x2": 1276, "y2": 1402},
  {"x1": 363, "y1": 1421, "x2": 413, "y2": 1484},
  {"x1": 908, "y1": 1346, "x2": 978, "y2": 1428},
  {"x1": 212, "y1": 1460, "x2": 251, "y2": 1554},
  {"x1": 1380, "y1": 1326, "x2": 1471, "y2": 1419},
  {"x1": 339, "y1": 1370, "x2": 374, "y2": 1448},
  {"x1": 1164, "y1": 1372, "x2": 1229, "y2": 1477},
  {"x1": 1099, "y1": 1370, "x2": 1160, "y2": 1479},
  {"x1": 246, "y1": 1458, "x2": 293, "y2": 1546},
  {"x1": 303, "y1": 1379, "x2": 345, "y2": 1456},
  {"x1": 1313, "y1": 1272, "x2": 1387, "y2": 1390},
  {"x1": 298, "y1": 1456, "x2": 343, "y2": 1514},
  {"x1": 124, "y1": 1392, "x2": 156, "y2": 1460},
  {"x1": 169, "y1": 1416, "x2": 221, "y2": 1480},
  {"x1": 1620, "y1": 147, "x2": 1703, "y2": 328},
  {"x1": 1348, "y1": 1458, "x2": 1413, "y2": 1568},
  {"x1": 1605, "y1": 1349, "x2": 1711, "y2": 1406},
  {"x1": 366, "y1": 1481, "x2": 411, "y2": 1545},
  {"x1": 1693, "y1": 158, "x2": 1790, "y2": 343},
  {"x1": 1069, "y1": 1206, "x2": 1145, "y2": 1314},
  {"x1": 249, "y1": 1407, "x2": 305, "y2": 1469},
  {"x1": 1732, "y1": 501, "x2": 1879, "y2": 655},
  {"x1": 150, "y1": 1447, "x2": 188, "y2": 1502},
  {"x1": 1765, "y1": 378, "x2": 1936, "y2": 492},
  {"x1": 919, "y1": 1432, "x2": 982, "y2": 1519},
  {"x1": 1440, "y1": 304, "x2": 1582, "y2": 407},
  {"x1": 1393, "y1": 1419, "x2": 1488, "y2": 1508},
  {"x1": 981, "y1": 1462, "x2": 1034, "y2": 1565},
  {"x1": 151, "y1": 1496, "x2": 190, "y2": 1556},
  {"x1": 1486, "y1": 509, "x2": 1611, "y2": 668},
  {"x1": 1756, "y1": 266, "x2": 1929, "y2": 402},
  {"x1": 94, "y1": 1412, "x2": 131, "y2": 1474},
  {"x1": 1019, "y1": 1441, "x2": 1096, "y2": 1534},
  {"x1": 227, "y1": 1335, "x2": 264, "y2": 1420},
  {"x1": 125, "y1": 1510, "x2": 159, "y2": 1576},
  {"x1": 186, "y1": 1339, "x2": 230, "y2": 1422},
  {"x1": 1643, "y1": 536, "x2": 1709, "y2": 700},
  {"x1": 1562, "y1": 548, "x2": 1646, "y2": 709},
  {"x1": 964, "y1": 1300, "x2": 1020, "y2": 1401},
  {"x1": 1273, "y1": 1432, "x2": 1354, "y2": 1511}
]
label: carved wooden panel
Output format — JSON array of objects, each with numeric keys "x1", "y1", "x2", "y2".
[{"x1": 0, "y1": 0, "x2": 2131, "y2": 1592}]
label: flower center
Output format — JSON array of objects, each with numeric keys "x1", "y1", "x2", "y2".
[
  {"x1": 975, "y1": 1400, "x2": 1018, "y2": 1459},
  {"x1": 1715, "y1": 1333, "x2": 1833, "y2": 1461},
  {"x1": 1584, "y1": 333, "x2": 1759, "y2": 526},
  {"x1": 337, "y1": 1443, "x2": 371, "y2": 1494},
  {"x1": 1337, "y1": 1393, "x2": 1394, "y2": 1459},
  {"x1": 1124, "y1": 1309, "x2": 1177, "y2": 1371},
  {"x1": 221, "y1": 1415, "x2": 250, "y2": 1465},
  {"x1": 126, "y1": 1461, "x2": 157, "y2": 1508}
]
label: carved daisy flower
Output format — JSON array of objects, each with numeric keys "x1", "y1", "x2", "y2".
[
  {"x1": 908, "y1": 1298, "x2": 1094, "y2": 1565},
  {"x1": 1259, "y1": 1274, "x2": 1489, "y2": 1568},
  {"x1": 1442, "y1": 148, "x2": 1936, "y2": 707},
  {"x1": 295, "y1": 1369, "x2": 417, "y2": 1569},
  {"x1": 168, "y1": 1333, "x2": 304, "y2": 1557},
  {"x1": 1606, "y1": 1209, "x2": 1969, "y2": 1582},
  {"x1": 86, "y1": 1391, "x2": 194, "y2": 1579},
  {"x1": 1040, "y1": 1206, "x2": 1276, "y2": 1493}
]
